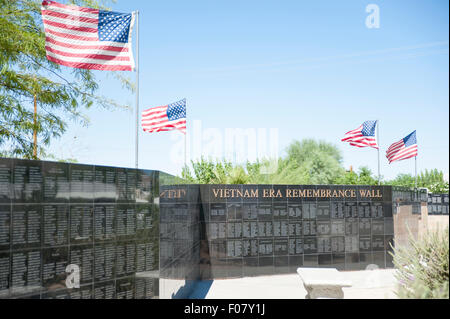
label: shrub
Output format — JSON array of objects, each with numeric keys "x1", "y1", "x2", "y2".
[{"x1": 392, "y1": 227, "x2": 449, "y2": 299}]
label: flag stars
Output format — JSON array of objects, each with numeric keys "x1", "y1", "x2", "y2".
[{"x1": 98, "y1": 10, "x2": 132, "y2": 43}]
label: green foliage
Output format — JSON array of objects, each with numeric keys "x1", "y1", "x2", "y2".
[
  {"x1": 274, "y1": 139, "x2": 344, "y2": 184},
  {"x1": 390, "y1": 169, "x2": 449, "y2": 193},
  {"x1": 182, "y1": 157, "x2": 232, "y2": 184},
  {"x1": 0, "y1": 0, "x2": 130, "y2": 160},
  {"x1": 180, "y1": 139, "x2": 447, "y2": 187},
  {"x1": 392, "y1": 228, "x2": 449, "y2": 299},
  {"x1": 333, "y1": 166, "x2": 379, "y2": 185},
  {"x1": 181, "y1": 140, "x2": 347, "y2": 185},
  {"x1": 243, "y1": 139, "x2": 346, "y2": 185}
]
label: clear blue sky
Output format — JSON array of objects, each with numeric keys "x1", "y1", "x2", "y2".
[{"x1": 47, "y1": 0, "x2": 449, "y2": 181}]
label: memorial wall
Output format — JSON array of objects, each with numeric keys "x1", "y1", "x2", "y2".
[
  {"x1": 0, "y1": 157, "x2": 428, "y2": 299},
  {"x1": 0, "y1": 158, "x2": 159, "y2": 299},
  {"x1": 159, "y1": 184, "x2": 426, "y2": 283},
  {"x1": 427, "y1": 193, "x2": 449, "y2": 215},
  {"x1": 158, "y1": 183, "x2": 202, "y2": 299}
]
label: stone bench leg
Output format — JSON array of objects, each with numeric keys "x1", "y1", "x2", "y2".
[{"x1": 305, "y1": 285, "x2": 345, "y2": 299}]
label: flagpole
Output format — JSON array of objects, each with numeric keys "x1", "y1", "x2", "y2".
[
  {"x1": 33, "y1": 94, "x2": 37, "y2": 159},
  {"x1": 134, "y1": 10, "x2": 139, "y2": 169},
  {"x1": 377, "y1": 119, "x2": 380, "y2": 184}
]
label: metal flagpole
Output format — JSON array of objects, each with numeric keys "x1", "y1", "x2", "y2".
[
  {"x1": 33, "y1": 94, "x2": 37, "y2": 159},
  {"x1": 134, "y1": 11, "x2": 139, "y2": 169},
  {"x1": 377, "y1": 119, "x2": 380, "y2": 184},
  {"x1": 184, "y1": 100, "x2": 187, "y2": 173}
]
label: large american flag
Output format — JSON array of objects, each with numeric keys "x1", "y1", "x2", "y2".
[
  {"x1": 386, "y1": 131, "x2": 418, "y2": 164},
  {"x1": 341, "y1": 120, "x2": 378, "y2": 149},
  {"x1": 41, "y1": 1, "x2": 135, "y2": 71},
  {"x1": 141, "y1": 99, "x2": 187, "y2": 134}
]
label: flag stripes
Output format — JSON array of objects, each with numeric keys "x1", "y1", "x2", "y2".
[
  {"x1": 141, "y1": 99, "x2": 187, "y2": 134},
  {"x1": 386, "y1": 131, "x2": 418, "y2": 164},
  {"x1": 41, "y1": 0, "x2": 135, "y2": 71},
  {"x1": 341, "y1": 121, "x2": 379, "y2": 149}
]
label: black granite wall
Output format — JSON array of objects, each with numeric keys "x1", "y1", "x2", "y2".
[
  {"x1": 158, "y1": 184, "x2": 405, "y2": 282},
  {"x1": 427, "y1": 193, "x2": 449, "y2": 215},
  {"x1": 201, "y1": 184, "x2": 397, "y2": 278},
  {"x1": 0, "y1": 158, "x2": 159, "y2": 299},
  {"x1": 0, "y1": 157, "x2": 429, "y2": 299}
]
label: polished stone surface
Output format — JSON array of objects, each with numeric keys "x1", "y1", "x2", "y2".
[
  {"x1": 159, "y1": 184, "x2": 414, "y2": 284},
  {"x1": 0, "y1": 157, "x2": 159, "y2": 299},
  {"x1": 0, "y1": 157, "x2": 427, "y2": 299}
]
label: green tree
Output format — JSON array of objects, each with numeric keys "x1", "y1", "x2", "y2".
[
  {"x1": 181, "y1": 157, "x2": 236, "y2": 184},
  {"x1": 273, "y1": 139, "x2": 345, "y2": 184},
  {"x1": 0, "y1": 0, "x2": 131, "y2": 160},
  {"x1": 179, "y1": 140, "x2": 448, "y2": 188},
  {"x1": 181, "y1": 139, "x2": 346, "y2": 185},
  {"x1": 356, "y1": 166, "x2": 379, "y2": 185},
  {"x1": 389, "y1": 169, "x2": 449, "y2": 193}
]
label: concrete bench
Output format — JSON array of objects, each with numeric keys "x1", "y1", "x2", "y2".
[{"x1": 297, "y1": 267, "x2": 352, "y2": 299}]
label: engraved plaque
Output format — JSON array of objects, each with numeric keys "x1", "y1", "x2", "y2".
[
  {"x1": 258, "y1": 239, "x2": 273, "y2": 256},
  {"x1": 331, "y1": 220, "x2": 345, "y2": 235},
  {"x1": 288, "y1": 238, "x2": 303, "y2": 255},
  {"x1": 303, "y1": 237, "x2": 317, "y2": 254},
  {"x1": 317, "y1": 220, "x2": 331, "y2": 235},
  {"x1": 288, "y1": 205, "x2": 301, "y2": 219},
  {"x1": 274, "y1": 238, "x2": 288, "y2": 255},
  {"x1": 288, "y1": 221, "x2": 302, "y2": 237},
  {"x1": 317, "y1": 237, "x2": 331, "y2": 253}
]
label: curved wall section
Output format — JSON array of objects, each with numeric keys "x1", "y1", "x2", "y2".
[{"x1": 0, "y1": 157, "x2": 428, "y2": 299}]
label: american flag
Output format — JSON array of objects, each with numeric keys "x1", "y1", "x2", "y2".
[
  {"x1": 41, "y1": 1, "x2": 135, "y2": 71},
  {"x1": 341, "y1": 120, "x2": 378, "y2": 149},
  {"x1": 386, "y1": 131, "x2": 418, "y2": 164},
  {"x1": 141, "y1": 99, "x2": 186, "y2": 134}
]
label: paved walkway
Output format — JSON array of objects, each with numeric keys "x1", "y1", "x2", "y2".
[{"x1": 198, "y1": 269, "x2": 398, "y2": 299}]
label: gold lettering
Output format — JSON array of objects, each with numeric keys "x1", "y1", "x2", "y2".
[
  {"x1": 212, "y1": 188, "x2": 220, "y2": 198},
  {"x1": 320, "y1": 189, "x2": 326, "y2": 197},
  {"x1": 286, "y1": 189, "x2": 292, "y2": 198},
  {"x1": 326, "y1": 190, "x2": 332, "y2": 198},
  {"x1": 251, "y1": 189, "x2": 258, "y2": 197},
  {"x1": 351, "y1": 190, "x2": 356, "y2": 197},
  {"x1": 359, "y1": 190, "x2": 369, "y2": 197},
  {"x1": 236, "y1": 189, "x2": 243, "y2": 198},
  {"x1": 307, "y1": 189, "x2": 312, "y2": 197},
  {"x1": 332, "y1": 190, "x2": 338, "y2": 198},
  {"x1": 298, "y1": 190, "x2": 306, "y2": 197},
  {"x1": 312, "y1": 189, "x2": 320, "y2": 197},
  {"x1": 276, "y1": 189, "x2": 282, "y2": 198}
]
